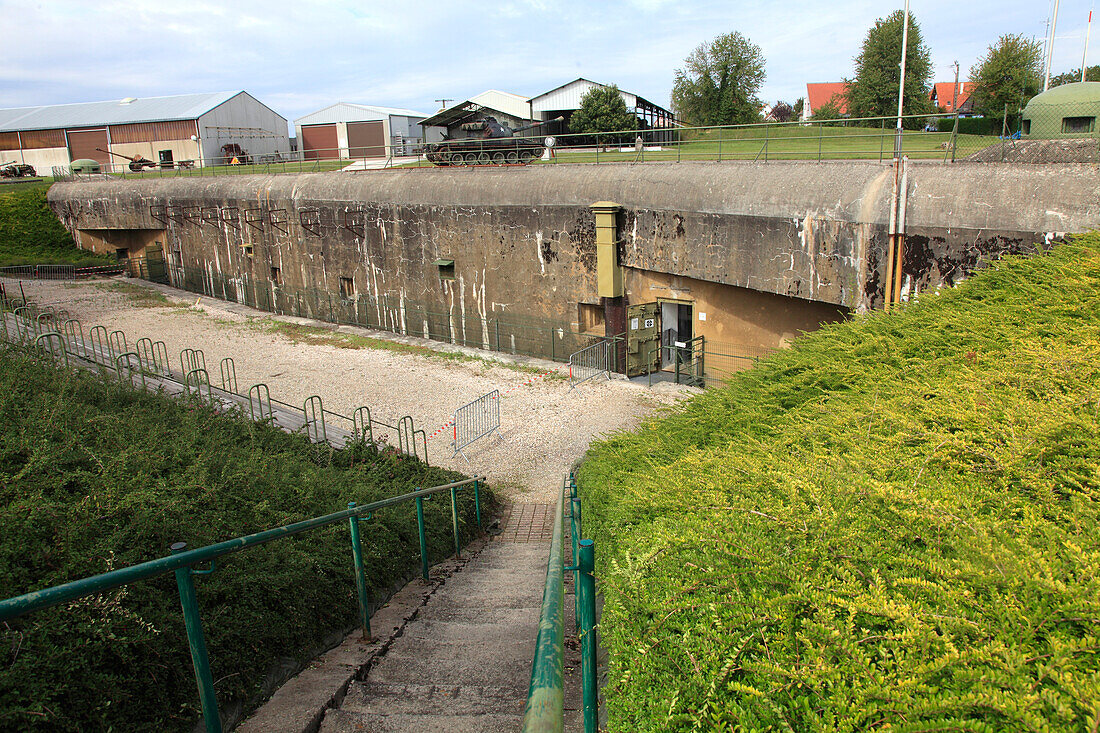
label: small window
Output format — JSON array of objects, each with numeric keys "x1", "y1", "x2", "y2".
[
  {"x1": 1022, "y1": 119, "x2": 1031, "y2": 135},
  {"x1": 339, "y1": 276, "x2": 355, "y2": 299},
  {"x1": 1062, "y1": 116, "x2": 1095, "y2": 134},
  {"x1": 115, "y1": 248, "x2": 129, "y2": 260},
  {"x1": 270, "y1": 266, "x2": 282, "y2": 285},
  {"x1": 242, "y1": 244, "x2": 254, "y2": 259},
  {"x1": 433, "y1": 258, "x2": 455, "y2": 281}
]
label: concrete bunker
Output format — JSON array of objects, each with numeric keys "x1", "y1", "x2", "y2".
[{"x1": 46, "y1": 162, "x2": 1097, "y2": 386}]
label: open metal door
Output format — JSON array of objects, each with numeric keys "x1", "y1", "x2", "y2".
[{"x1": 626, "y1": 302, "x2": 660, "y2": 377}]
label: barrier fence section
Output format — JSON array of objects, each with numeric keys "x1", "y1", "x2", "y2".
[
  {"x1": 452, "y1": 389, "x2": 501, "y2": 461},
  {"x1": 0, "y1": 296, "x2": 429, "y2": 463},
  {"x1": 568, "y1": 338, "x2": 613, "y2": 389}
]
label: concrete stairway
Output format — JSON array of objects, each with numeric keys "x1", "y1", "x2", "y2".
[{"x1": 319, "y1": 539, "x2": 547, "y2": 732}]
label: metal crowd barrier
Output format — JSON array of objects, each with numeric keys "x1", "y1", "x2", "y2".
[
  {"x1": 452, "y1": 389, "x2": 501, "y2": 461},
  {"x1": 568, "y1": 338, "x2": 613, "y2": 388}
]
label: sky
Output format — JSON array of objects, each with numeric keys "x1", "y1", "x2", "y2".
[{"x1": 0, "y1": 0, "x2": 1091, "y2": 126}]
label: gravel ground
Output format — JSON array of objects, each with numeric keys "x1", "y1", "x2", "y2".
[{"x1": 13, "y1": 277, "x2": 690, "y2": 503}]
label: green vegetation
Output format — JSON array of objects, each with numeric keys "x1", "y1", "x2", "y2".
[
  {"x1": 671, "y1": 31, "x2": 766, "y2": 126},
  {"x1": 845, "y1": 10, "x2": 933, "y2": 123},
  {"x1": 89, "y1": 280, "x2": 182, "y2": 308},
  {"x1": 0, "y1": 184, "x2": 113, "y2": 267},
  {"x1": 0, "y1": 347, "x2": 485, "y2": 731},
  {"x1": 969, "y1": 34, "x2": 1043, "y2": 121},
  {"x1": 570, "y1": 85, "x2": 638, "y2": 136},
  {"x1": 580, "y1": 235, "x2": 1100, "y2": 730}
]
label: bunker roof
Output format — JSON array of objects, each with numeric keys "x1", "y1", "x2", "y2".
[{"x1": 1024, "y1": 82, "x2": 1100, "y2": 109}]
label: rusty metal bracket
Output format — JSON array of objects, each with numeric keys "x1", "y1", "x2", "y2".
[
  {"x1": 299, "y1": 208, "x2": 322, "y2": 236},
  {"x1": 200, "y1": 207, "x2": 219, "y2": 227},
  {"x1": 220, "y1": 207, "x2": 240, "y2": 230},
  {"x1": 166, "y1": 206, "x2": 185, "y2": 224},
  {"x1": 342, "y1": 209, "x2": 364, "y2": 233},
  {"x1": 244, "y1": 207, "x2": 265, "y2": 232},
  {"x1": 269, "y1": 208, "x2": 288, "y2": 234},
  {"x1": 150, "y1": 204, "x2": 168, "y2": 225}
]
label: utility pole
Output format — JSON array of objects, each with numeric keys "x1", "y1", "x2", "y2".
[
  {"x1": 435, "y1": 98, "x2": 453, "y2": 111},
  {"x1": 894, "y1": 0, "x2": 911, "y2": 159},
  {"x1": 950, "y1": 61, "x2": 961, "y2": 163}
]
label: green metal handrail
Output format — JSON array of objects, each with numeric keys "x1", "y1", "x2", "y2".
[
  {"x1": 521, "y1": 476, "x2": 566, "y2": 732},
  {"x1": 522, "y1": 473, "x2": 598, "y2": 733},
  {"x1": 0, "y1": 475, "x2": 485, "y2": 733}
]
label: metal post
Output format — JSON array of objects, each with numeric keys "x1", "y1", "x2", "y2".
[
  {"x1": 450, "y1": 487, "x2": 461, "y2": 559},
  {"x1": 578, "y1": 539, "x2": 597, "y2": 733},
  {"x1": 415, "y1": 496, "x2": 430, "y2": 581},
  {"x1": 571, "y1": 496, "x2": 581, "y2": 632},
  {"x1": 347, "y1": 502, "x2": 372, "y2": 640},
  {"x1": 170, "y1": 542, "x2": 222, "y2": 733},
  {"x1": 473, "y1": 478, "x2": 482, "y2": 531}
]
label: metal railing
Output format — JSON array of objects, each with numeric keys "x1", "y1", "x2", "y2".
[
  {"x1": 0, "y1": 262, "x2": 125, "y2": 279},
  {"x1": 0, "y1": 297, "x2": 428, "y2": 461},
  {"x1": 568, "y1": 338, "x2": 613, "y2": 388},
  {"x1": 44, "y1": 112, "x2": 1026, "y2": 185},
  {"x1": 522, "y1": 473, "x2": 597, "y2": 733},
  {"x1": 0, "y1": 476, "x2": 485, "y2": 733},
  {"x1": 452, "y1": 389, "x2": 501, "y2": 461}
]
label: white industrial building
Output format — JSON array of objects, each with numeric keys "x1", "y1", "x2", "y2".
[
  {"x1": 419, "y1": 91, "x2": 534, "y2": 141},
  {"x1": 528, "y1": 78, "x2": 675, "y2": 136},
  {"x1": 0, "y1": 91, "x2": 289, "y2": 173},
  {"x1": 293, "y1": 103, "x2": 430, "y2": 160}
]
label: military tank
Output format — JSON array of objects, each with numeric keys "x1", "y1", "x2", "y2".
[{"x1": 422, "y1": 116, "x2": 562, "y2": 166}]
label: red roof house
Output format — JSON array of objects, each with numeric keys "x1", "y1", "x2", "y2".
[
  {"x1": 804, "y1": 82, "x2": 850, "y2": 120},
  {"x1": 930, "y1": 81, "x2": 974, "y2": 113}
]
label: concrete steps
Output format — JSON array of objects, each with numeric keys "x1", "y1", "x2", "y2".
[{"x1": 319, "y1": 541, "x2": 547, "y2": 733}]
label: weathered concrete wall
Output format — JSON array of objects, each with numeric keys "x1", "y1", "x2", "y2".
[{"x1": 47, "y1": 161, "x2": 1100, "y2": 353}]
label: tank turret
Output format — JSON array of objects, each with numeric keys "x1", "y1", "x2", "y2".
[{"x1": 422, "y1": 116, "x2": 562, "y2": 167}]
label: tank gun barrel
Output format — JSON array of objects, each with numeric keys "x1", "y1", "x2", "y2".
[
  {"x1": 95, "y1": 147, "x2": 140, "y2": 162},
  {"x1": 512, "y1": 116, "x2": 564, "y2": 135}
]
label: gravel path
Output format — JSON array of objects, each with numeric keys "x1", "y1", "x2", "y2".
[{"x1": 13, "y1": 277, "x2": 689, "y2": 503}]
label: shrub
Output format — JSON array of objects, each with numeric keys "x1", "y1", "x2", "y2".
[
  {"x1": 580, "y1": 234, "x2": 1100, "y2": 731},
  {"x1": 0, "y1": 349, "x2": 486, "y2": 731}
]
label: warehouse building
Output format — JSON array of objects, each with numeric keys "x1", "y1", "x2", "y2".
[
  {"x1": 0, "y1": 91, "x2": 289, "y2": 173},
  {"x1": 528, "y1": 78, "x2": 675, "y2": 137},
  {"x1": 419, "y1": 91, "x2": 534, "y2": 141},
  {"x1": 293, "y1": 104, "x2": 430, "y2": 160}
]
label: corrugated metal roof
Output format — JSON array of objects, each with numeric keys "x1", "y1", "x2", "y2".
[
  {"x1": 530, "y1": 79, "x2": 639, "y2": 115},
  {"x1": 419, "y1": 90, "x2": 533, "y2": 128},
  {"x1": 0, "y1": 91, "x2": 246, "y2": 132},
  {"x1": 294, "y1": 102, "x2": 430, "y2": 126}
]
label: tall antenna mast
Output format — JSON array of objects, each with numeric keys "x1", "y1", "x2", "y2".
[
  {"x1": 894, "y1": 0, "x2": 910, "y2": 158},
  {"x1": 1044, "y1": 0, "x2": 1061, "y2": 91},
  {"x1": 1083, "y1": 9, "x2": 1094, "y2": 81}
]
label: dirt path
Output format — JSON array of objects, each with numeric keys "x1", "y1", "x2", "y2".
[{"x1": 13, "y1": 277, "x2": 688, "y2": 502}]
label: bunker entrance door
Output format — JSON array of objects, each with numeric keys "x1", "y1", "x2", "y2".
[{"x1": 626, "y1": 302, "x2": 660, "y2": 377}]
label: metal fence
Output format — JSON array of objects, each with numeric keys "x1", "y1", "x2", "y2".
[
  {"x1": 44, "y1": 111, "x2": 1051, "y2": 183},
  {"x1": 452, "y1": 390, "x2": 501, "y2": 461},
  {"x1": 0, "y1": 263, "x2": 127, "y2": 279},
  {"x1": 169, "y1": 265, "x2": 596, "y2": 364},
  {"x1": 0, "y1": 296, "x2": 429, "y2": 462},
  {"x1": 568, "y1": 338, "x2": 613, "y2": 388}
]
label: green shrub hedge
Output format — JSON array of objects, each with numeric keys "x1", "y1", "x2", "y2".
[
  {"x1": 0, "y1": 348, "x2": 486, "y2": 731},
  {"x1": 580, "y1": 234, "x2": 1100, "y2": 731},
  {"x1": 0, "y1": 184, "x2": 113, "y2": 267}
]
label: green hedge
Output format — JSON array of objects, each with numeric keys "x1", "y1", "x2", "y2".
[
  {"x1": 0, "y1": 184, "x2": 113, "y2": 267},
  {"x1": 580, "y1": 234, "x2": 1100, "y2": 730},
  {"x1": 936, "y1": 116, "x2": 1003, "y2": 136},
  {"x1": 0, "y1": 348, "x2": 486, "y2": 731}
]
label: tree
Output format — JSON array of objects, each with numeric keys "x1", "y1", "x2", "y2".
[
  {"x1": 769, "y1": 101, "x2": 793, "y2": 122},
  {"x1": 792, "y1": 97, "x2": 805, "y2": 120},
  {"x1": 845, "y1": 10, "x2": 933, "y2": 123},
  {"x1": 671, "y1": 31, "x2": 766, "y2": 126},
  {"x1": 969, "y1": 34, "x2": 1042, "y2": 120},
  {"x1": 1050, "y1": 65, "x2": 1100, "y2": 87},
  {"x1": 811, "y1": 94, "x2": 847, "y2": 125},
  {"x1": 569, "y1": 85, "x2": 638, "y2": 135}
]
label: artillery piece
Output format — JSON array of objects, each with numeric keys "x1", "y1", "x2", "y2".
[
  {"x1": 422, "y1": 116, "x2": 563, "y2": 167},
  {"x1": 95, "y1": 148, "x2": 158, "y2": 172},
  {"x1": 0, "y1": 161, "x2": 36, "y2": 178}
]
